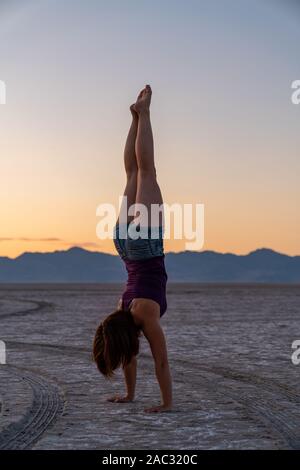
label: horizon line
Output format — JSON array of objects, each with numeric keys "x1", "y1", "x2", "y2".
[{"x1": 0, "y1": 245, "x2": 299, "y2": 261}]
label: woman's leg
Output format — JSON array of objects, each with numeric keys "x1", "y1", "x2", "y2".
[
  {"x1": 117, "y1": 105, "x2": 139, "y2": 224},
  {"x1": 134, "y1": 85, "x2": 163, "y2": 227}
]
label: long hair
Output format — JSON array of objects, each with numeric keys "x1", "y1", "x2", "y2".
[{"x1": 93, "y1": 309, "x2": 141, "y2": 378}]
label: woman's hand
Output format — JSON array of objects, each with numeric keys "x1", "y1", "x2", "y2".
[
  {"x1": 107, "y1": 394, "x2": 133, "y2": 403},
  {"x1": 144, "y1": 404, "x2": 172, "y2": 413}
]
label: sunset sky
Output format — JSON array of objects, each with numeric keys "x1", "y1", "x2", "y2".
[{"x1": 0, "y1": 0, "x2": 299, "y2": 258}]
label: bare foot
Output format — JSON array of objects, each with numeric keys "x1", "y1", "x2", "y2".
[
  {"x1": 134, "y1": 84, "x2": 152, "y2": 114},
  {"x1": 130, "y1": 104, "x2": 138, "y2": 120}
]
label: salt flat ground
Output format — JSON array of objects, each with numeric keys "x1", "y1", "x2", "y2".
[{"x1": 0, "y1": 283, "x2": 299, "y2": 450}]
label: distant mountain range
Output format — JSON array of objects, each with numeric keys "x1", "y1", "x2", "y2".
[{"x1": 0, "y1": 247, "x2": 299, "y2": 283}]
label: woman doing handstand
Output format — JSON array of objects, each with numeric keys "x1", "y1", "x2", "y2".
[{"x1": 93, "y1": 85, "x2": 172, "y2": 413}]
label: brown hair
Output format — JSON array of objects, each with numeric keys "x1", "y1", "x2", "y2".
[{"x1": 93, "y1": 309, "x2": 141, "y2": 378}]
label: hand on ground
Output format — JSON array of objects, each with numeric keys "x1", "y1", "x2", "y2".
[
  {"x1": 107, "y1": 394, "x2": 133, "y2": 403},
  {"x1": 144, "y1": 404, "x2": 172, "y2": 413}
]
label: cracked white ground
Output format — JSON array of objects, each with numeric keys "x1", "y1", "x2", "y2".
[{"x1": 0, "y1": 283, "x2": 299, "y2": 450}]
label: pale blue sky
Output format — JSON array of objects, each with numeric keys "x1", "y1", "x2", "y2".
[{"x1": 0, "y1": 0, "x2": 299, "y2": 257}]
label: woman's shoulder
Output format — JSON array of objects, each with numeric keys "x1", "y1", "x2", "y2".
[{"x1": 130, "y1": 298, "x2": 160, "y2": 324}]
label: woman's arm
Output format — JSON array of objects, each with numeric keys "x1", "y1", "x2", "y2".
[
  {"x1": 123, "y1": 355, "x2": 137, "y2": 400},
  {"x1": 142, "y1": 316, "x2": 173, "y2": 412},
  {"x1": 107, "y1": 355, "x2": 137, "y2": 403}
]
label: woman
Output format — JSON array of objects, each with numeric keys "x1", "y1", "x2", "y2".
[{"x1": 93, "y1": 85, "x2": 172, "y2": 413}]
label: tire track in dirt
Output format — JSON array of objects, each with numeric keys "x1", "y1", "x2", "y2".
[
  {"x1": 156, "y1": 357, "x2": 300, "y2": 449},
  {"x1": 0, "y1": 366, "x2": 65, "y2": 450},
  {"x1": 5, "y1": 340, "x2": 300, "y2": 448},
  {"x1": 7, "y1": 340, "x2": 89, "y2": 357},
  {"x1": 7, "y1": 340, "x2": 300, "y2": 402},
  {"x1": 0, "y1": 297, "x2": 54, "y2": 320}
]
